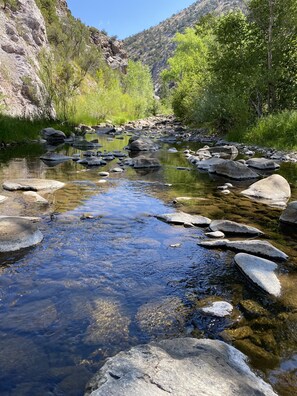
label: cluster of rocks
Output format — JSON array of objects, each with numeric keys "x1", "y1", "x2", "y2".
[{"x1": 0, "y1": 178, "x2": 65, "y2": 252}]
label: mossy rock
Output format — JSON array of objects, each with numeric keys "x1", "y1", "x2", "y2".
[
  {"x1": 221, "y1": 326, "x2": 253, "y2": 341},
  {"x1": 234, "y1": 339, "x2": 279, "y2": 369},
  {"x1": 239, "y1": 299, "x2": 269, "y2": 319}
]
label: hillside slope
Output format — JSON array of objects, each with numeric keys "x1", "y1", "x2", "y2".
[
  {"x1": 0, "y1": 0, "x2": 128, "y2": 118},
  {"x1": 124, "y1": 0, "x2": 245, "y2": 90}
]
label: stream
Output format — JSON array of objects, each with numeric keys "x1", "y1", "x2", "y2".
[{"x1": 0, "y1": 133, "x2": 296, "y2": 396}]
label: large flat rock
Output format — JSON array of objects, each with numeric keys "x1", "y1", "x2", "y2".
[
  {"x1": 210, "y1": 220, "x2": 264, "y2": 236},
  {"x1": 196, "y1": 157, "x2": 226, "y2": 170},
  {"x1": 156, "y1": 212, "x2": 211, "y2": 226},
  {"x1": 234, "y1": 253, "x2": 281, "y2": 297},
  {"x1": 241, "y1": 174, "x2": 291, "y2": 207},
  {"x1": 133, "y1": 156, "x2": 161, "y2": 169},
  {"x1": 0, "y1": 216, "x2": 43, "y2": 252},
  {"x1": 209, "y1": 160, "x2": 259, "y2": 180},
  {"x1": 85, "y1": 338, "x2": 277, "y2": 396},
  {"x1": 199, "y1": 239, "x2": 288, "y2": 261},
  {"x1": 3, "y1": 178, "x2": 65, "y2": 191},
  {"x1": 246, "y1": 158, "x2": 280, "y2": 170}
]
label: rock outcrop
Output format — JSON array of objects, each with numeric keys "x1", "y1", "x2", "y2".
[
  {"x1": 85, "y1": 338, "x2": 277, "y2": 396},
  {"x1": 0, "y1": 0, "x2": 53, "y2": 118}
]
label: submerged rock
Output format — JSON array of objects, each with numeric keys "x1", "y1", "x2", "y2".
[
  {"x1": 241, "y1": 174, "x2": 291, "y2": 207},
  {"x1": 156, "y1": 211, "x2": 211, "y2": 226},
  {"x1": 3, "y1": 178, "x2": 65, "y2": 191},
  {"x1": 280, "y1": 201, "x2": 297, "y2": 225},
  {"x1": 23, "y1": 191, "x2": 49, "y2": 205},
  {"x1": 133, "y1": 156, "x2": 161, "y2": 169},
  {"x1": 234, "y1": 253, "x2": 281, "y2": 297},
  {"x1": 40, "y1": 152, "x2": 71, "y2": 163},
  {"x1": 0, "y1": 195, "x2": 7, "y2": 203},
  {"x1": 85, "y1": 338, "x2": 277, "y2": 396},
  {"x1": 210, "y1": 220, "x2": 264, "y2": 236},
  {"x1": 209, "y1": 160, "x2": 259, "y2": 180},
  {"x1": 239, "y1": 300, "x2": 269, "y2": 319},
  {"x1": 0, "y1": 216, "x2": 43, "y2": 252},
  {"x1": 208, "y1": 145, "x2": 239, "y2": 160}
]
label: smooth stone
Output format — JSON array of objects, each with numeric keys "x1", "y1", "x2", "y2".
[
  {"x1": 201, "y1": 301, "x2": 233, "y2": 317},
  {"x1": 0, "y1": 216, "x2": 43, "y2": 252},
  {"x1": 208, "y1": 145, "x2": 239, "y2": 159},
  {"x1": 221, "y1": 189, "x2": 230, "y2": 194},
  {"x1": 210, "y1": 220, "x2": 264, "y2": 236},
  {"x1": 133, "y1": 156, "x2": 161, "y2": 169},
  {"x1": 199, "y1": 239, "x2": 288, "y2": 261},
  {"x1": 111, "y1": 167, "x2": 124, "y2": 173},
  {"x1": 246, "y1": 158, "x2": 280, "y2": 170},
  {"x1": 0, "y1": 195, "x2": 7, "y2": 203},
  {"x1": 196, "y1": 157, "x2": 226, "y2": 170},
  {"x1": 168, "y1": 147, "x2": 178, "y2": 153},
  {"x1": 209, "y1": 160, "x2": 259, "y2": 180},
  {"x1": 98, "y1": 180, "x2": 107, "y2": 184},
  {"x1": 3, "y1": 178, "x2": 65, "y2": 191},
  {"x1": 128, "y1": 136, "x2": 158, "y2": 151},
  {"x1": 99, "y1": 171, "x2": 110, "y2": 177},
  {"x1": 205, "y1": 231, "x2": 225, "y2": 238},
  {"x1": 23, "y1": 191, "x2": 49, "y2": 205},
  {"x1": 85, "y1": 338, "x2": 277, "y2": 396},
  {"x1": 41, "y1": 127, "x2": 66, "y2": 143},
  {"x1": 241, "y1": 174, "x2": 291, "y2": 206},
  {"x1": 234, "y1": 253, "x2": 281, "y2": 297},
  {"x1": 40, "y1": 152, "x2": 71, "y2": 162},
  {"x1": 157, "y1": 211, "x2": 211, "y2": 226},
  {"x1": 280, "y1": 201, "x2": 297, "y2": 225}
]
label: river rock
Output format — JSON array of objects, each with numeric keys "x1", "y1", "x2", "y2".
[
  {"x1": 23, "y1": 191, "x2": 49, "y2": 205},
  {"x1": 199, "y1": 239, "x2": 288, "y2": 260},
  {"x1": 205, "y1": 231, "x2": 225, "y2": 238},
  {"x1": 201, "y1": 301, "x2": 233, "y2": 317},
  {"x1": 40, "y1": 152, "x2": 71, "y2": 163},
  {"x1": 241, "y1": 174, "x2": 291, "y2": 206},
  {"x1": 85, "y1": 338, "x2": 277, "y2": 396},
  {"x1": 208, "y1": 145, "x2": 239, "y2": 160},
  {"x1": 246, "y1": 158, "x2": 280, "y2": 170},
  {"x1": 280, "y1": 201, "x2": 297, "y2": 225},
  {"x1": 3, "y1": 178, "x2": 65, "y2": 191},
  {"x1": 209, "y1": 220, "x2": 264, "y2": 236},
  {"x1": 0, "y1": 216, "x2": 43, "y2": 252},
  {"x1": 196, "y1": 157, "x2": 226, "y2": 170},
  {"x1": 156, "y1": 212, "x2": 211, "y2": 226},
  {"x1": 209, "y1": 160, "x2": 259, "y2": 180},
  {"x1": 0, "y1": 195, "x2": 7, "y2": 203},
  {"x1": 99, "y1": 171, "x2": 109, "y2": 177},
  {"x1": 239, "y1": 300, "x2": 269, "y2": 319},
  {"x1": 41, "y1": 128, "x2": 66, "y2": 143},
  {"x1": 127, "y1": 136, "x2": 158, "y2": 151},
  {"x1": 133, "y1": 156, "x2": 161, "y2": 169},
  {"x1": 234, "y1": 253, "x2": 281, "y2": 297}
]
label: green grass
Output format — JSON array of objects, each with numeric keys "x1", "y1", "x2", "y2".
[
  {"x1": 0, "y1": 114, "x2": 73, "y2": 143},
  {"x1": 228, "y1": 110, "x2": 297, "y2": 150}
]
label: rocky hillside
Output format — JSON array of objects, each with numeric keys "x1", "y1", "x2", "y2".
[
  {"x1": 0, "y1": 0, "x2": 128, "y2": 118},
  {"x1": 124, "y1": 0, "x2": 245, "y2": 90}
]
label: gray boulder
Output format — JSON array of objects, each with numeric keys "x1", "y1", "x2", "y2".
[
  {"x1": 241, "y1": 174, "x2": 291, "y2": 207},
  {"x1": 0, "y1": 217, "x2": 43, "y2": 252},
  {"x1": 133, "y1": 156, "x2": 161, "y2": 169},
  {"x1": 41, "y1": 128, "x2": 66, "y2": 143},
  {"x1": 3, "y1": 178, "x2": 65, "y2": 191},
  {"x1": 208, "y1": 145, "x2": 239, "y2": 160},
  {"x1": 209, "y1": 160, "x2": 259, "y2": 180},
  {"x1": 246, "y1": 158, "x2": 280, "y2": 170},
  {"x1": 196, "y1": 157, "x2": 226, "y2": 171},
  {"x1": 85, "y1": 338, "x2": 277, "y2": 396},
  {"x1": 40, "y1": 152, "x2": 72, "y2": 165},
  {"x1": 157, "y1": 212, "x2": 211, "y2": 226},
  {"x1": 234, "y1": 253, "x2": 281, "y2": 297},
  {"x1": 280, "y1": 201, "x2": 297, "y2": 225},
  {"x1": 210, "y1": 220, "x2": 264, "y2": 236},
  {"x1": 128, "y1": 136, "x2": 158, "y2": 151},
  {"x1": 199, "y1": 239, "x2": 288, "y2": 261}
]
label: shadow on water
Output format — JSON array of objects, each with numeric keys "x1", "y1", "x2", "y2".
[{"x1": 0, "y1": 134, "x2": 296, "y2": 395}]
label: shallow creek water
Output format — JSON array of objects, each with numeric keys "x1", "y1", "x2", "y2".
[{"x1": 0, "y1": 135, "x2": 296, "y2": 395}]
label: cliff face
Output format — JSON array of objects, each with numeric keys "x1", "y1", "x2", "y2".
[
  {"x1": 0, "y1": 0, "x2": 52, "y2": 118},
  {"x1": 0, "y1": 0, "x2": 128, "y2": 118},
  {"x1": 124, "y1": 0, "x2": 245, "y2": 90}
]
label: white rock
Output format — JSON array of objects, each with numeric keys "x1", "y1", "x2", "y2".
[
  {"x1": 156, "y1": 212, "x2": 211, "y2": 226},
  {"x1": 201, "y1": 301, "x2": 233, "y2": 317},
  {"x1": 234, "y1": 253, "x2": 281, "y2": 297},
  {"x1": 3, "y1": 178, "x2": 65, "y2": 191},
  {"x1": 23, "y1": 191, "x2": 49, "y2": 204},
  {"x1": 205, "y1": 231, "x2": 225, "y2": 238},
  {"x1": 0, "y1": 195, "x2": 7, "y2": 203},
  {"x1": 210, "y1": 220, "x2": 263, "y2": 236}
]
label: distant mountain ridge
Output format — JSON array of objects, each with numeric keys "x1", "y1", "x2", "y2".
[{"x1": 124, "y1": 0, "x2": 245, "y2": 90}]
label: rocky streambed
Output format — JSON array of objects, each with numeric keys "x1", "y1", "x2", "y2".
[{"x1": 0, "y1": 117, "x2": 296, "y2": 395}]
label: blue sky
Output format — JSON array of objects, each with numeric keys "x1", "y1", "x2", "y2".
[{"x1": 67, "y1": 0, "x2": 195, "y2": 39}]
